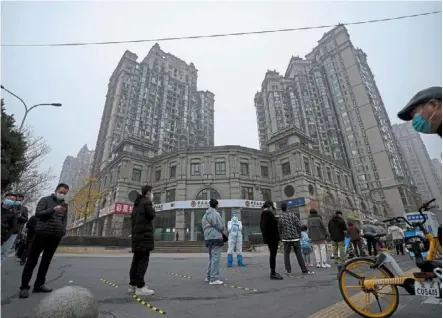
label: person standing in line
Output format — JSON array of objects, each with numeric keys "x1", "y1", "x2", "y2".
[
  {"x1": 18, "y1": 215, "x2": 37, "y2": 266},
  {"x1": 388, "y1": 222, "x2": 405, "y2": 255},
  {"x1": 362, "y1": 221, "x2": 378, "y2": 256},
  {"x1": 175, "y1": 231, "x2": 179, "y2": 242},
  {"x1": 279, "y1": 203, "x2": 314, "y2": 275},
  {"x1": 328, "y1": 211, "x2": 347, "y2": 275},
  {"x1": 14, "y1": 194, "x2": 29, "y2": 259},
  {"x1": 128, "y1": 185, "x2": 156, "y2": 296},
  {"x1": 202, "y1": 198, "x2": 225, "y2": 285},
  {"x1": 226, "y1": 212, "x2": 246, "y2": 268},
  {"x1": 347, "y1": 221, "x2": 365, "y2": 257},
  {"x1": 300, "y1": 225, "x2": 313, "y2": 267},
  {"x1": 307, "y1": 209, "x2": 330, "y2": 268},
  {"x1": 19, "y1": 184, "x2": 69, "y2": 299},
  {"x1": 260, "y1": 200, "x2": 283, "y2": 280},
  {"x1": 1, "y1": 192, "x2": 18, "y2": 262}
]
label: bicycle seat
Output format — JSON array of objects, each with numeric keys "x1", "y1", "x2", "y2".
[{"x1": 417, "y1": 259, "x2": 442, "y2": 273}]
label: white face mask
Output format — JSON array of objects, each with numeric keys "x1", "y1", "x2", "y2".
[{"x1": 232, "y1": 217, "x2": 238, "y2": 222}]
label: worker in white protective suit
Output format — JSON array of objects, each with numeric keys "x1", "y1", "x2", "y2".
[{"x1": 226, "y1": 213, "x2": 246, "y2": 267}]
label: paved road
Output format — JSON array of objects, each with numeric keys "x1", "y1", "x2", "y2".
[{"x1": 1, "y1": 253, "x2": 441, "y2": 318}]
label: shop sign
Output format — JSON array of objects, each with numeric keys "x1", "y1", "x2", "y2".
[
  {"x1": 190, "y1": 200, "x2": 210, "y2": 209},
  {"x1": 280, "y1": 197, "x2": 306, "y2": 208},
  {"x1": 115, "y1": 203, "x2": 133, "y2": 214},
  {"x1": 244, "y1": 200, "x2": 264, "y2": 208}
]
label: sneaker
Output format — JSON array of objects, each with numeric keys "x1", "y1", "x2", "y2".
[
  {"x1": 270, "y1": 272, "x2": 283, "y2": 280},
  {"x1": 18, "y1": 289, "x2": 29, "y2": 299},
  {"x1": 303, "y1": 270, "x2": 315, "y2": 275},
  {"x1": 316, "y1": 263, "x2": 321, "y2": 268},
  {"x1": 209, "y1": 280, "x2": 224, "y2": 285},
  {"x1": 135, "y1": 286, "x2": 155, "y2": 296},
  {"x1": 286, "y1": 271, "x2": 292, "y2": 276},
  {"x1": 205, "y1": 278, "x2": 210, "y2": 282},
  {"x1": 128, "y1": 285, "x2": 136, "y2": 294},
  {"x1": 33, "y1": 285, "x2": 52, "y2": 293},
  {"x1": 321, "y1": 263, "x2": 331, "y2": 268}
]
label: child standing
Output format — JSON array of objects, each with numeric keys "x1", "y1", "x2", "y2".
[{"x1": 300, "y1": 225, "x2": 312, "y2": 267}]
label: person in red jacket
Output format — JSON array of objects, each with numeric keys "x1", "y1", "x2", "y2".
[{"x1": 347, "y1": 221, "x2": 365, "y2": 257}]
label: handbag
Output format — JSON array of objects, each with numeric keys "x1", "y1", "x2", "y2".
[{"x1": 222, "y1": 232, "x2": 229, "y2": 242}]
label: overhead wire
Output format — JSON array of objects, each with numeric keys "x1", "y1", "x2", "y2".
[{"x1": 2, "y1": 10, "x2": 441, "y2": 47}]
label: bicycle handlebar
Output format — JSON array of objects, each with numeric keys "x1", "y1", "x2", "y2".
[
  {"x1": 381, "y1": 198, "x2": 435, "y2": 231},
  {"x1": 419, "y1": 198, "x2": 436, "y2": 212}
]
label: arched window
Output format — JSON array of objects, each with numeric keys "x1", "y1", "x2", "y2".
[
  {"x1": 345, "y1": 197, "x2": 353, "y2": 209},
  {"x1": 196, "y1": 188, "x2": 221, "y2": 200}
]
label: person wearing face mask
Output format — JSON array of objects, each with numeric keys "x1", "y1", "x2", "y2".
[
  {"x1": 1, "y1": 192, "x2": 18, "y2": 262},
  {"x1": 14, "y1": 194, "x2": 29, "y2": 259},
  {"x1": 397, "y1": 86, "x2": 442, "y2": 245},
  {"x1": 19, "y1": 183, "x2": 69, "y2": 299},
  {"x1": 128, "y1": 184, "x2": 156, "y2": 297},
  {"x1": 226, "y1": 212, "x2": 246, "y2": 267}
]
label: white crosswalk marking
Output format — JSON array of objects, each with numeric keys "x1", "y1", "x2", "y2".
[{"x1": 422, "y1": 297, "x2": 442, "y2": 304}]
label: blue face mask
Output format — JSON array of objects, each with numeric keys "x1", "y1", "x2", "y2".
[
  {"x1": 412, "y1": 102, "x2": 437, "y2": 134},
  {"x1": 3, "y1": 199, "x2": 15, "y2": 207},
  {"x1": 14, "y1": 201, "x2": 22, "y2": 207}
]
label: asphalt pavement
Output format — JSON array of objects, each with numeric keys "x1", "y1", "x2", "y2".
[{"x1": 1, "y1": 252, "x2": 441, "y2": 318}]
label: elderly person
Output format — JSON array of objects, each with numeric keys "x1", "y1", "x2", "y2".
[{"x1": 202, "y1": 199, "x2": 225, "y2": 285}]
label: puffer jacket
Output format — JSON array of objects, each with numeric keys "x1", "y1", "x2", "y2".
[
  {"x1": 279, "y1": 211, "x2": 302, "y2": 240},
  {"x1": 362, "y1": 224, "x2": 377, "y2": 237},
  {"x1": 15, "y1": 205, "x2": 29, "y2": 232},
  {"x1": 202, "y1": 207, "x2": 225, "y2": 247},
  {"x1": 35, "y1": 194, "x2": 68, "y2": 237},
  {"x1": 307, "y1": 211, "x2": 328, "y2": 242},
  {"x1": 260, "y1": 209, "x2": 280, "y2": 244},
  {"x1": 328, "y1": 216, "x2": 347, "y2": 242},
  {"x1": 131, "y1": 194, "x2": 156, "y2": 252}
]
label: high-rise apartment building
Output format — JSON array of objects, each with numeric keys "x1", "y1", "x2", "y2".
[
  {"x1": 393, "y1": 123, "x2": 442, "y2": 216},
  {"x1": 91, "y1": 44, "x2": 214, "y2": 175},
  {"x1": 59, "y1": 144, "x2": 94, "y2": 194},
  {"x1": 255, "y1": 25, "x2": 418, "y2": 217}
]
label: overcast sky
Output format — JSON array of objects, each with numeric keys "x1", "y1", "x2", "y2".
[{"x1": 2, "y1": 1, "x2": 442, "y2": 193}]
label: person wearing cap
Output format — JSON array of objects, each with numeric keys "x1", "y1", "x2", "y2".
[
  {"x1": 226, "y1": 212, "x2": 246, "y2": 268},
  {"x1": 397, "y1": 86, "x2": 442, "y2": 137}
]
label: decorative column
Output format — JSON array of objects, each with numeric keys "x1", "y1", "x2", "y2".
[{"x1": 190, "y1": 210, "x2": 195, "y2": 241}]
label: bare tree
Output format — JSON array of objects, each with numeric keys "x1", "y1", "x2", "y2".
[{"x1": 13, "y1": 128, "x2": 56, "y2": 206}]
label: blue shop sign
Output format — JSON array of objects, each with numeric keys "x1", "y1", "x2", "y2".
[
  {"x1": 279, "y1": 197, "x2": 305, "y2": 208},
  {"x1": 407, "y1": 214, "x2": 428, "y2": 221}
]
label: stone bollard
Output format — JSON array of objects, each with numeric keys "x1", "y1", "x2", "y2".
[{"x1": 35, "y1": 286, "x2": 99, "y2": 318}]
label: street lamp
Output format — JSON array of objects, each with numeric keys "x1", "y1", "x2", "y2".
[{"x1": 1, "y1": 85, "x2": 62, "y2": 131}]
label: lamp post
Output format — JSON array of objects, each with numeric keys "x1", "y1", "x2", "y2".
[{"x1": 1, "y1": 85, "x2": 62, "y2": 131}]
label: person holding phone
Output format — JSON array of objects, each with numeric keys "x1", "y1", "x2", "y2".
[{"x1": 19, "y1": 183, "x2": 69, "y2": 299}]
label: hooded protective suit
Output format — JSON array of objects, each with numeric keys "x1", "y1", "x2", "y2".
[{"x1": 226, "y1": 213, "x2": 246, "y2": 267}]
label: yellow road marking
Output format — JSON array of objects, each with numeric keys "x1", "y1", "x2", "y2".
[
  {"x1": 222, "y1": 283, "x2": 258, "y2": 292},
  {"x1": 167, "y1": 272, "x2": 193, "y2": 279},
  {"x1": 132, "y1": 295, "x2": 166, "y2": 315},
  {"x1": 308, "y1": 268, "x2": 417, "y2": 318},
  {"x1": 100, "y1": 278, "x2": 119, "y2": 288}
]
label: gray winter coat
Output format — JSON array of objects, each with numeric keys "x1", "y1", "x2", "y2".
[
  {"x1": 307, "y1": 212, "x2": 328, "y2": 242},
  {"x1": 35, "y1": 194, "x2": 68, "y2": 237},
  {"x1": 362, "y1": 224, "x2": 377, "y2": 237},
  {"x1": 202, "y1": 207, "x2": 225, "y2": 247}
]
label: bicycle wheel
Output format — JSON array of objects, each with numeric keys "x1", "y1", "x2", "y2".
[{"x1": 338, "y1": 257, "x2": 399, "y2": 318}]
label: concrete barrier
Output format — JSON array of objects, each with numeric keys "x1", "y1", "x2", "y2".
[{"x1": 35, "y1": 286, "x2": 99, "y2": 318}]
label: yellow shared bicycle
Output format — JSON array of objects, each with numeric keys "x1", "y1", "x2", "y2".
[{"x1": 338, "y1": 198, "x2": 442, "y2": 318}]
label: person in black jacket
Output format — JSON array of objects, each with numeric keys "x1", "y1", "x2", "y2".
[
  {"x1": 1, "y1": 192, "x2": 18, "y2": 262},
  {"x1": 260, "y1": 200, "x2": 283, "y2": 280},
  {"x1": 328, "y1": 211, "x2": 347, "y2": 275},
  {"x1": 19, "y1": 183, "x2": 69, "y2": 299},
  {"x1": 128, "y1": 184, "x2": 156, "y2": 297}
]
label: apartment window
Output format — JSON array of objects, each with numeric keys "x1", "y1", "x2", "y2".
[
  {"x1": 336, "y1": 172, "x2": 342, "y2": 186},
  {"x1": 154, "y1": 170, "x2": 161, "y2": 181},
  {"x1": 261, "y1": 188, "x2": 272, "y2": 201},
  {"x1": 316, "y1": 164, "x2": 322, "y2": 179},
  {"x1": 215, "y1": 162, "x2": 226, "y2": 175},
  {"x1": 282, "y1": 162, "x2": 291, "y2": 176},
  {"x1": 240, "y1": 162, "x2": 249, "y2": 175},
  {"x1": 241, "y1": 187, "x2": 254, "y2": 200},
  {"x1": 261, "y1": 165, "x2": 269, "y2": 178},
  {"x1": 303, "y1": 157, "x2": 311, "y2": 175},
  {"x1": 358, "y1": 174, "x2": 366, "y2": 181},
  {"x1": 326, "y1": 167, "x2": 332, "y2": 182},
  {"x1": 131, "y1": 165, "x2": 142, "y2": 182},
  {"x1": 345, "y1": 176, "x2": 350, "y2": 189},
  {"x1": 153, "y1": 192, "x2": 161, "y2": 204},
  {"x1": 166, "y1": 189, "x2": 175, "y2": 202},
  {"x1": 169, "y1": 165, "x2": 176, "y2": 179},
  {"x1": 191, "y1": 163, "x2": 200, "y2": 175}
]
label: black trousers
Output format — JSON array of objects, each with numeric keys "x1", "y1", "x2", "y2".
[
  {"x1": 352, "y1": 240, "x2": 365, "y2": 257},
  {"x1": 364, "y1": 236, "x2": 377, "y2": 256},
  {"x1": 129, "y1": 250, "x2": 151, "y2": 288},
  {"x1": 394, "y1": 239, "x2": 404, "y2": 255},
  {"x1": 267, "y1": 242, "x2": 278, "y2": 274},
  {"x1": 283, "y1": 241, "x2": 308, "y2": 273},
  {"x1": 20, "y1": 234, "x2": 61, "y2": 290}
]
